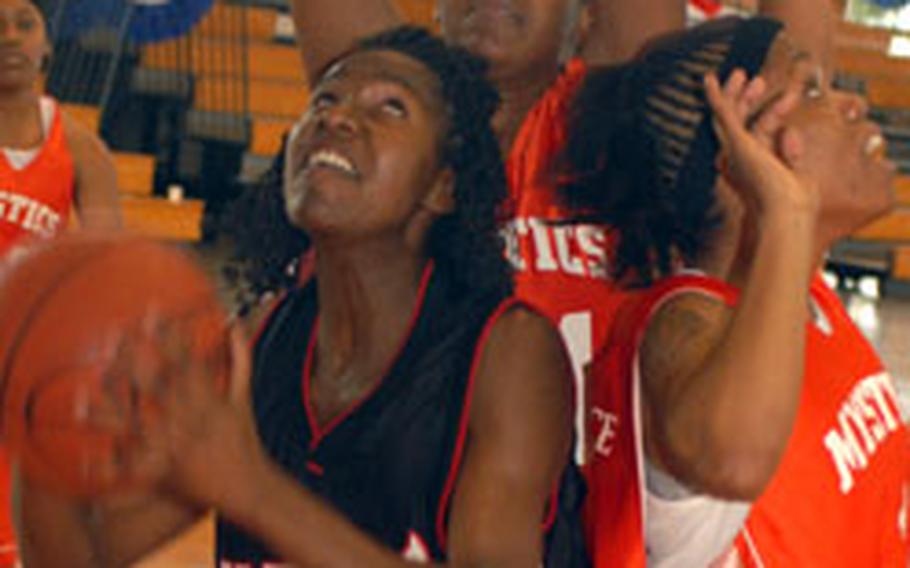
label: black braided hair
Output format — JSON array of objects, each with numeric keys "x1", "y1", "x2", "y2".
[
  {"x1": 223, "y1": 25, "x2": 511, "y2": 311},
  {"x1": 560, "y1": 17, "x2": 783, "y2": 287}
]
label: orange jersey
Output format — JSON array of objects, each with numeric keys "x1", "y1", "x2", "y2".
[
  {"x1": 0, "y1": 97, "x2": 75, "y2": 566},
  {"x1": 503, "y1": 59, "x2": 628, "y2": 454},
  {"x1": 585, "y1": 273, "x2": 910, "y2": 567},
  {"x1": 0, "y1": 98, "x2": 75, "y2": 257}
]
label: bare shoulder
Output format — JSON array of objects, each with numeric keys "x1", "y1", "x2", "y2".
[
  {"x1": 640, "y1": 292, "x2": 731, "y2": 396},
  {"x1": 487, "y1": 304, "x2": 564, "y2": 352},
  {"x1": 59, "y1": 112, "x2": 109, "y2": 157},
  {"x1": 473, "y1": 303, "x2": 572, "y2": 423}
]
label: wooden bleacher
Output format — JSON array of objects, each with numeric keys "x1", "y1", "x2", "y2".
[
  {"x1": 121, "y1": 197, "x2": 205, "y2": 242},
  {"x1": 61, "y1": 103, "x2": 101, "y2": 132},
  {"x1": 60, "y1": 102, "x2": 203, "y2": 241},
  {"x1": 114, "y1": 153, "x2": 155, "y2": 197},
  {"x1": 252, "y1": 116, "x2": 295, "y2": 155},
  {"x1": 195, "y1": 76, "x2": 309, "y2": 116}
]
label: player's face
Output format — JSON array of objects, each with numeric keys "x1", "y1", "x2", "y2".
[
  {"x1": 0, "y1": 0, "x2": 47, "y2": 90},
  {"x1": 284, "y1": 50, "x2": 453, "y2": 242},
  {"x1": 438, "y1": 0, "x2": 582, "y2": 80},
  {"x1": 758, "y1": 34, "x2": 896, "y2": 237}
]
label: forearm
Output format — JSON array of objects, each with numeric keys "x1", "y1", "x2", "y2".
[
  {"x1": 225, "y1": 458, "x2": 440, "y2": 568},
  {"x1": 582, "y1": 0, "x2": 686, "y2": 65},
  {"x1": 290, "y1": 0, "x2": 400, "y2": 83},
  {"x1": 663, "y1": 211, "x2": 816, "y2": 496}
]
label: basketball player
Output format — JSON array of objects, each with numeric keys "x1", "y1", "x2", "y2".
[
  {"x1": 561, "y1": 16, "x2": 910, "y2": 567},
  {"x1": 0, "y1": 0, "x2": 121, "y2": 253},
  {"x1": 0, "y1": 1, "x2": 120, "y2": 564},
  {"x1": 16, "y1": 27, "x2": 588, "y2": 567},
  {"x1": 288, "y1": 0, "x2": 838, "y2": 456}
]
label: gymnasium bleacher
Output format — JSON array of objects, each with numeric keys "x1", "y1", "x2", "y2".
[
  {"x1": 42, "y1": 0, "x2": 910, "y2": 293},
  {"x1": 43, "y1": 0, "x2": 433, "y2": 246}
]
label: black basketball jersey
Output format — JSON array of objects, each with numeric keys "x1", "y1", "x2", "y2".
[{"x1": 217, "y1": 263, "x2": 590, "y2": 566}]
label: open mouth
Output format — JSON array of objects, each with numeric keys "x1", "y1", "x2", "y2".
[
  {"x1": 305, "y1": 149, "x2": 359, "y2": 178},
  {"x1": 864, "y1": 133, "x2": 888, "y2": 163}
]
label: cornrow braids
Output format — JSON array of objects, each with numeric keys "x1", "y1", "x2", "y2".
[
  {"x1": 224, "y1": 25, "x2": 511, "y2": 310},
  {"x1": 560, "y1": 16, "x2": 783, "y2": 286}
]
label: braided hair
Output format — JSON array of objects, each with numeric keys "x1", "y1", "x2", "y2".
[
  {"x1": 561, "y1": 17, "x2": 783, "y2": 286},
  {"x1": 224, "y1": 26, "x2": 511, "y2": 311}
]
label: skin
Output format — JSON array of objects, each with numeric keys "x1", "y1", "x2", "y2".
[
  {"x1": 287, "y1": 0, "x2": 837, "y2": 155},
  {"x1": 638, "y1": 32, "x2": 896, "y2": 500},
  {"x1": 290, "y1": 0, "x2": 685, "y2": 153},
  {"x1": 0, "y1": 0, "x2": 120, "y2": 231},
  {"x1": 18, "y1": 50, "x2": 573, "y2": 568}
]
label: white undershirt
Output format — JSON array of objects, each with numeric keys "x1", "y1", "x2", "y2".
[{"x1": 2, "y1": 97, "x2": 55, "y2": 171}]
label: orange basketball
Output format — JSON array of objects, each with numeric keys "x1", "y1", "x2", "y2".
[{"x1": 0, "y1": 234, "x2": 229, "y2": 497}]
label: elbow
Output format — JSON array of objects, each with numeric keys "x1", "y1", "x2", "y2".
[
  {"x1": 657, "y1": 423, "x2": 786, "y2": 501},
  {"x1": 696, "y1": 453, "x2": 781, "y2": 501}
]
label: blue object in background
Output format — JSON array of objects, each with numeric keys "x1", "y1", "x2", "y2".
[
  {"x1": 54, "y1": 0, "x2": 215, "y2": 44},
  {"x1": 868, "y1": 0, "x2": 910, "y2": 9},
  {"x1": 130, "y1": 0, "x2": 216, "y2": 43}
]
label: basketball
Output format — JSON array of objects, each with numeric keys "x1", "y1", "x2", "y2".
[{"x1": 0, "y1": 234, "x2": 230, "y2": 498}]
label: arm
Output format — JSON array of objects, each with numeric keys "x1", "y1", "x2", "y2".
[
  {"x1": 758, "y1": 0, "x2": 837, "y2": 77},
  {"x1": 290, "y1": 0, "x2": 401, "y2": 86},
  {"x1": 639, "y1": 73, "x2": 820, "y2": 500},
  {"x1": 581, "y1": 0, "x2": 686, "y2": 66},
  {"x1": 16, "y1": 474, "x2": 203, "y2": 568},
  {"x1": 62, "y1": 115, "x2": 122, "y2": 231},
  {"x1": 216, "y1": 307, "x2": 573, "y2": 567}
]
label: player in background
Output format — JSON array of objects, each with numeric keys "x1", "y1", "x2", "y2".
[
  {"x1": 562, "y1": 15, "x2": 910, "y2": 567},
  {"x1": 286, "y1": 0, "x2": 838, "y2": 460}
]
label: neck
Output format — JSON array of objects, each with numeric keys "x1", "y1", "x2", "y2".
[
  {"x1": 490, "y1": 64, "x2": 561, "y2": 154},
  {"x1": 0, "y1": 87, "x2": 38, "y2": 111},
  {"x1": 722, "y1": 216, "x2": 827, "y2": 290},
  {"x1": 312, "y1": 240, "x2": 429, "y2": 381}
]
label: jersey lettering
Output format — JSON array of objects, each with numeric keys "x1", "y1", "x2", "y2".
[
  {"x1": 823, "y1": 372, "x2": 903, "y2": 494},
  {"x1": 591, "y1": 407, "x2": 619, "y2": 459},
  {"x1": 502, "y1": 218, "x2": 608, "y2": 278},
  {"x1": 0, "y1": 189, "x2": 61, "y2": 237}
]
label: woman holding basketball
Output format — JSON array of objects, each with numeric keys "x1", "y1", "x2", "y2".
[
  {"x1": 0, "y1": 1, "x2": 119, "y2": 564},
  {"x1": 563, "y1": 17, "x2": 909, "y2": 567},
  {"x1": 16, "y1": 26, "x2": 587, "y2": 567}
]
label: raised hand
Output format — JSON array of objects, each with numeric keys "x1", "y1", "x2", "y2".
[{"x1": 705, "y1": 70, "x2": 820, "y2": 220}]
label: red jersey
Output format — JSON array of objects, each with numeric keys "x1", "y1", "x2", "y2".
[
  {"x1": 585, "y1": 273, "x2": 910, "y2": 567},
  {"x1": 0, "y1": 98, "x2": 75, "y2": 257},
  {"x1": 0, "y1": 97, "x2": 75, "y2": 566},
  {"x1": 504, "y1": 59, "x2": 628, "y2": 456}
]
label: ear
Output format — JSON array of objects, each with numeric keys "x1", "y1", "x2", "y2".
[{"x1": 422, "y1": 168, "x2": 455, "y2": 215}]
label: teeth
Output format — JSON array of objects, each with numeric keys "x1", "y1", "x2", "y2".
[
  {"x1": 308, "y1": 150, "x2": 357, "y2": 176},
  {"x1": 865, "y1": 134, "x2": 886, "y2": 159}
]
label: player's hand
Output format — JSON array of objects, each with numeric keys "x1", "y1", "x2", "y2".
[
  {"x1": 705, "y1": 70, "x2": 820, "y2": 221},
  {"x1": 84, "y1": 317, "x2": 269, "y2": 513}
]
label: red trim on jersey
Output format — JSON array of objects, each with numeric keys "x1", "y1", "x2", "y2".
[
  {"x1": 249, "y1": 290, "x2": 289, "y2": 350},
  {"x1": 300, "y1": 261, "x2": 436, "y2": 450},
  {"x1": 689, "y1": 0, "x2": 723, "y2": 17},
  {"x1": 434, "y1": 297, "x2": 525, "y2": 550},
  {"x1": 305, "y1": 461, "x2": 324, "y2": 476}
]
